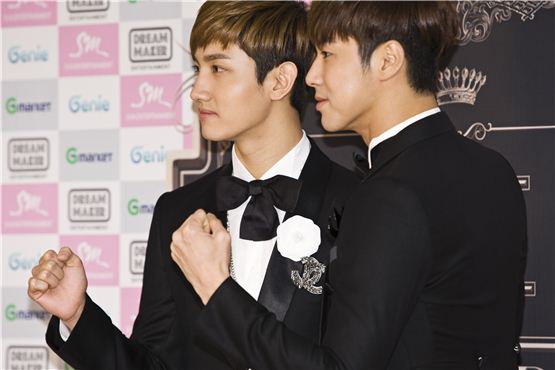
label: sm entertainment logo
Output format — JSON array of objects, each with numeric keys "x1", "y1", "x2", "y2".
[
  {"x1": 10, "y1": 190, "x2": 48, "y2": 217},
  {"x1": 69, "y1": 31, "x2": 109, "y2": 59},
  {"x1": 131, "y1": 82, "x2": 172, "y2": 108},
  {"x1": 68, "y1": 189, "x2": 110, "y2": 222},
  {"x1": 8, "y1": 138, "x2": 49, "y2": 172},
  {"x1": 6, "y1": 346, "x2": 48, "y2": 370},
  {"x1": 77, "y1": 241, "x2": 109, "y2": 268},
  {"x1": 129, "y1": 27, "x2": 172, "y2": 63}
]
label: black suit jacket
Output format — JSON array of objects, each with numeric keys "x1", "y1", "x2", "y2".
[
  {"x1": 45, "y1": 141, "x2": 358, "y2": 369},
  {"x1": 194, "y1": 112, "x2": 528, "y2": 370}
]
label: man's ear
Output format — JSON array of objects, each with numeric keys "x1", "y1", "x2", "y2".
[
  {"x1": 371, "y1": 40, "x2": 405, "y2": 82},
  {"x1": 267, "y1": 61, "x2": 298, "y2": 101}
]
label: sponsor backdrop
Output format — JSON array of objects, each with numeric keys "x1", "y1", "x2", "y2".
[{"x1": 1, "y1": 1, "x2": 553, "y2": 369}]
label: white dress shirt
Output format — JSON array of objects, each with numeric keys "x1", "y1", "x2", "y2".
[
  {"x1": 367, "y1": 107, "x2": 441, "y2": 169},
  {"x1": 228, "y1": 131, "x2": 311, "y2": 300}
]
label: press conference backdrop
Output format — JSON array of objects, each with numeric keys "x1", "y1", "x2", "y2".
[{"x1": 1, "y1": 1, "x2": 553, "y2": 369}]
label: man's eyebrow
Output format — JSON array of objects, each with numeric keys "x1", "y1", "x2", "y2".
[{"x1": 202, "y1": 53, "x2": 231, "y2": 62}]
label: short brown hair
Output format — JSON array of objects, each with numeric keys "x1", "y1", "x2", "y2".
[
  {"x1": 309, "y1": 1, "x2": 459, "y2": 93},
  {"x1": 191, "y1": 1, "x2": 314, "y2": 116}
]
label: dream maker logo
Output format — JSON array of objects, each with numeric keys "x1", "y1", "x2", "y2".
[
  {"x1": 66, "y1": 147, "x2": 113, "y2": 165},
  {"x1": 67, "y1": 0, "x2": 110, "y2": 13},
  {"x1": 6, "y1": 346, "x2": 48, "y2": 370},
  {"x1": 8, "y1": 138, "x2": 49, "y2": 172},
  {"x1": 7, "y1": 45, "x2": 48, "y2": 64},
  {"x1": 130, "y1": 241, "x2": 146, "y2": 275},
  {"x1": 129, "y1": 27, "x2": 172, "y2": 63},
  {"x1": 5, "y1": 96, "x2": 51, "y2": 115},
  {"x1": 68, "y1": 188, "x2": 110, "y2": 222}
]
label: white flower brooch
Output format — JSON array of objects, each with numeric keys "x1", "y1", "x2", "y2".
[{"x1": 276, "y1": 215, "x2": 326, "y2": 295}]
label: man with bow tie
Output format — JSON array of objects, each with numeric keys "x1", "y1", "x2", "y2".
[{"x1": 27, "y1": 2, "x2": 357, "y2": 369}]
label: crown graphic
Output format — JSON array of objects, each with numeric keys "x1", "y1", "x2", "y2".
[{"x1": 436, "y1": 67, "x2": 487, "y2": 106}]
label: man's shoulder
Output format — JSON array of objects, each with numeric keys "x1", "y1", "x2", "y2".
[{"x1": 154, "y1": 166, "x2": 225, "y2": 214}]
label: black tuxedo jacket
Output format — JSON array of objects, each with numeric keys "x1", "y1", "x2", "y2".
[
  {"x1": 45, "y1": 141, "x2": 358, "y2": 369},
  {"x1": 194, "y1": 113, "x2": 528, "y2": 370}
]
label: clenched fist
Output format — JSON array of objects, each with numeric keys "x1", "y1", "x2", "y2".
[
  {"x1": 27, "y1": 247, "x2": 87, "y2": 330},
  {"x1": 171, "y1": 209, "x2": 231, "y2": 304}
]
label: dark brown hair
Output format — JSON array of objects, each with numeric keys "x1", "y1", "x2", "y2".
[
  {"x1": 309, "y1": 1, "x2": 459, "y2": 93},
  {"x1": 191, "y1": 1, "x2": 314, "y2": 115}
]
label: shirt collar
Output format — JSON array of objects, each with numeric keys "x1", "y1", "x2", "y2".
[
  {"x1": 367, "y1": 107, "x2": 441, "y2": 169},
  {"x1": 232, "y1": 130, "x2": 311, "y2": 181}
]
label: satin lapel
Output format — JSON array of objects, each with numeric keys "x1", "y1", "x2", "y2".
[
  {"x1": 257, "y1": 142, "x2": 331, "y2": 321},
  {"x1": 208, "y1": 162, "x2": 232, "y2": 228}
]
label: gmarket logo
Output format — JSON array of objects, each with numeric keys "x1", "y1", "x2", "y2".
[
  {"x1": 7, "y1": 45, "x2": 48, "y2": 64},
  {"x1": 5, "y1": 97, "x2": 51, "y2": 114},
  {"x1": 66, "y1": 147, "x2": 113, "y2": 164},
  {"x1": 68, "y1": 94, "x2": 110, "y2": 113},
  {"x1": 127, "y1": 198, "x2": 154, "y2": 216},
  {"x1": 129, "y1": 27, "x2": 172, "y2": 63},
  {"x1": 130, "y1": 145, "x2": 165, "y2": 164},
  {"x1": 4, "y1": 304, "x2": 49, "y2": 321}
]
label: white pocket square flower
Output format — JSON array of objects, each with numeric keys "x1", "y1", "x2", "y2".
[{"x1": 277, "y1": 215, "x2": 321, "y2": 262}]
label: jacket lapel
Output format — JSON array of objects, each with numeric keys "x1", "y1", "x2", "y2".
[{"x1": 257, "y1": 141, "x2": 332, "y2": 321}]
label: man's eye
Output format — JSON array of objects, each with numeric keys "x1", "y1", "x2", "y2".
[
  {"x1": 321, "y1": 51, "x2": 331, "y2": 59},
  {"x1": 212, "y1": 65, "x2": 225, "y2": 73},
  {"x1": 192, "y1": 65, "x2": 199, "y2": 73}
]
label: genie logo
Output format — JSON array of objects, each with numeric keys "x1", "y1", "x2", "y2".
[
  {"x1": 131, "y1": 82, "x2": 172, "y2": 108},
  {"x1": 68, "y1": 94, "x2": 110, "y2": 113},
  {"x1": 130, "y1": 145, "x2": 165, "y2": 164},
  {"x1": 69, "y1": 31, "x2": 109, "y2": 59},
  {"x1": 127, "y1": 198, "x2": 154, "y2": 216},
  {"x1": 77, "y1": 241, "x2": 109, "y2": 268},
  {"x1": 8, "y1": 45, "x2": 48, "y2": 64},
  {"x1": 66, "y1": 147, "x2": 113, "y2": 165},
  {"x1": 10, "y1": 190, "x2": 48, "y2": 217},
  {"x1": 6, "y1": 97, "x2": 51, "y2": 115},
  {"x1": 8, "y1": 252, "x2": 41, "y2": 271},
  {"x1": 5, "y1": 304, "x2": 49, "y2": 321}
]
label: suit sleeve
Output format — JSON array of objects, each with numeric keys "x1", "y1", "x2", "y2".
[
  {"x1": 194, "y1": 179, "x2": 432, "y2": 369},
  {"x1": 46, "y1": 193, "x2": 176, "y2": 370}
]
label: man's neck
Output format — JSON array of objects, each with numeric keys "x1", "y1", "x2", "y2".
[
  {"x1": 358, "y1": 89, "x2": 439, "y2": 145},
  {"x1": 234, "y1": 107, "x2": 303, "y2": 179}
]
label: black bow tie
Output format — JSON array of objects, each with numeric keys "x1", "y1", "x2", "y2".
[{"x1": 216, "y1": 175, "x2": 302, "y2": 241}]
